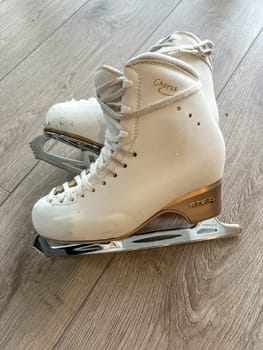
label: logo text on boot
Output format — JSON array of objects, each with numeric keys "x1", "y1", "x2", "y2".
[{"x1": 153, "y1": 79, "x2": 177, "y2": 96}]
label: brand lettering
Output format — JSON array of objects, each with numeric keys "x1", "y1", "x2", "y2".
[
  {"x1": 189, "y1": 197, "x2": 215, "y2": 208},
  {"x1": 153, "y1": 79, "x2": 177, "y2": 96}
]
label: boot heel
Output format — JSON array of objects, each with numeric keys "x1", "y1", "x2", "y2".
[{"x1": 164, "y1": 180, "x2": 222, "y2": 224}]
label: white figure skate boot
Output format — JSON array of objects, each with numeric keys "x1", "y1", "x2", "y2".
[
  {"x1": 32, "y1": 52, "x2": 241, "y2": 256},
  {"x1": 30, "y1": 32, "x2": 217, "y2": 174},
  {"x1": 30, "y1": 98, "x2": 105, "y2": 173}
]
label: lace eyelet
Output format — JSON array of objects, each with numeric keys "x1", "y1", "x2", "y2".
[
  {"x1": 113, "y1": 173, "x2": 117, "y2": 177},
  {"x1": 92, "y1": 188, "x2": 95, "y2": 192},
  {"x1": 81, "y1": 194, "x2": 85, "y2": 198},
  {"x1": 123, "y1": 164, "x2": 127, "y2": 168},
  {"x1": 133, "y1": 152, "x2": 137, "y2": 157},
  {"x1": 102, "y1": 181, "x2": 106, "y2": 185}
]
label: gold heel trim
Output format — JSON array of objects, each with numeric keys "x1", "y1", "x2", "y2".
[
  {"x1": 44, "y1": 128, "x2": 103, "y2": 148},
  {"x1": 163, "y1": 180, "x2": 222, "y2": 224}
]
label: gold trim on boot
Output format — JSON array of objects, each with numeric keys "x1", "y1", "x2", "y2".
[
  {"x1": 44, "y1": 128, "x2": 103, "y2": 148},
  {"x1": 162, "y1": 180, "x2": 222, "y2": 224},
  {"x1": 47, "y1": 180, "x2": 222, "y2": 242}
]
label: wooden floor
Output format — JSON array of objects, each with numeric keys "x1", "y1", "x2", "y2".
[{"x1": 0, "y1": 0, "x2": 262, "y2": 349}]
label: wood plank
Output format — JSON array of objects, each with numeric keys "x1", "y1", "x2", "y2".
[
  {"x1": 0, "y1": 186, "x2": 8, "y2": 204},
  {"x1": 0, "y1": 0, "x2": 89, "y2": 80},
  {"x1": 0, "y1": 0, "x2": 181, "y2": 192},
  {"x1": 53, "y1": 26, "x2": 263, "y2": 350},
  {"x1": 0, "y1": 144, "x2": 113, "y2": 350}
]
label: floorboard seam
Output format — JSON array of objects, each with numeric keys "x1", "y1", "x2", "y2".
[
  {"x1": 4, "y1": 159, "x2": 70, "y2": 201},
  {"x1": 0, "y1": 161, "x2": 41, "y2": 205},
  {"x1": 217, "y1": 26, "x2": 263, "y2": 99},
  {"x1": 0, "y1": 0, "x2": 92, "y2": 84},
  {"x1": 0, "y1": 185, "x2": 10, "y2": 194}
]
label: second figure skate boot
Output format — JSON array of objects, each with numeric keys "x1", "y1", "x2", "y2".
[
  {"x1": 30, "y1": 32, "x2": 217, "y2": 174},
  {"x1": 32, "y1": 51, "x2": 241, "y2": 256},
  {"x1": 30, "y1": 97, "x2": 105, "y2": 173}
]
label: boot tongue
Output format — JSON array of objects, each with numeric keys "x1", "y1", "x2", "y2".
[
  {"x1": 95, "y1": 65, "x2": 123, "y2": 106},
  {"x1": 95, "y1": 65, "x2": 124, "y2": 136}
]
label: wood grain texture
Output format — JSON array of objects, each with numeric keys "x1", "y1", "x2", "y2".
[
  {"x1": 0, "y1": 0, "x2": 89, "y2": 80},
  {"x1": 0, "y1": 0, "x2": 181, "y2": 192},
  {"x1": 53, "y1": 25, "x2": 263, "y2": 350}
]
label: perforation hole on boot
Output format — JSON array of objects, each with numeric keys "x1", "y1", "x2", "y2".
[
  {"x1": 123, "y1": 164, "x2": 128, "y2": 168},
  {"x1": 113, "y1": 173, "x2": 118, "y2": 177},
  {"x1": 197, "y1": 122, "x2": 200, "y2": 126},
  {"x1": 189, "y1": 113, "x2": 192, "y2": 118},
  {"x1": 133, "y1": 152, "x2": 137, "y2": 157},
  {"x1": 176, "y1": 106, "x2": 181, "y2": 111},
  {"x1": 102, "y1": 181, "x2": 106, "y2": 185}
]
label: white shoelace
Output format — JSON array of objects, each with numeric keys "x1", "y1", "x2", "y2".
[
  {"x1": 150, "y1": 34, "x2": 213, "y2": 69},
  {"x1": 50, "y1": 75, "x2": 134, "y2": 203}
]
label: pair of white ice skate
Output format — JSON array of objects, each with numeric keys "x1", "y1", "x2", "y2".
[{"x1": 31, "y1": 32, "x2": 241, "y2": 256}]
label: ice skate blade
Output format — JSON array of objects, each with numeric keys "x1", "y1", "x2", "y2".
[
  {"x1": 44, "y1": 130, "x2": 102, "y2": 154},
  {"x1": 33, "y1": 218, "x2": 241, "y2": 257},
  {"x1": 30, "y1": 133, "x2": 101, "y2": 174}
]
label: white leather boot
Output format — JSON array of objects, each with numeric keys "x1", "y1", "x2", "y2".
[
  {"x1": 44, "y1": 98, "x2": 105, "y2": 147},
  {"x1": 32, "y1": 50, "x2": 242, "y2": 254},
  {"x1": 30, "y1": 32, "x2": 217, "y2": 174}
]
